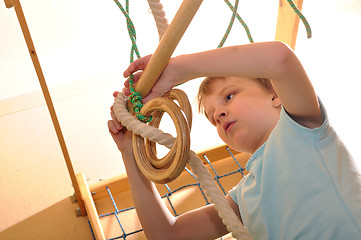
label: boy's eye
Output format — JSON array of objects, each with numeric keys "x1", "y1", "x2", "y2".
[{"x1": 225, "y1": 93, "x2": 234, "y2": 102}]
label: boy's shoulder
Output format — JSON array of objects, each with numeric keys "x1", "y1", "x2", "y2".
[{"x1": 275, "y1": 98, "x2": 330, "y2": 142}]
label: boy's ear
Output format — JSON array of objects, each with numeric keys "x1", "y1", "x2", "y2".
[{"x1": 272, "y1": 92, "x2": 282, "y2": 108}]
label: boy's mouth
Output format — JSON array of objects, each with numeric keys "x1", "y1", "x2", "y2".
[{"x1": 223, "y1": 121, "x2": 235, "y2": 133}]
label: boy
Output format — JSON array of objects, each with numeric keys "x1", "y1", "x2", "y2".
[{"x1": 108, "y1": 41, "x2": 361, "y2": 239}]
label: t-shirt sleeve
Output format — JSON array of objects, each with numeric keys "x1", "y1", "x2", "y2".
[
  {"x1": 228, "y1": 179, "x2": 243, "y2": 205},
  {"x1": 279, "y1": 97, "x2": 329, "y2": 140}
]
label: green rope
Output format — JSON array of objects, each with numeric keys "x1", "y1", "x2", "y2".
[
  {"x1": 114, "y1": 0, "x2": 152, "y2": 123},
  {"x1": 220, "y1": 0, "x2": 254, "y2": 48},
  {"x1": 286, "y1": 0, "x2": 312, "y2": 38},
  {"x1": 220, "y1": 0, "x2": 311, "y2": 47},
  {"x1": 114, "y1": 0, "x2": 310, "y2": 123}
]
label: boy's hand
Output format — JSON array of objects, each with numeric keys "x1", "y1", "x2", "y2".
[
  {"x1": 123, "y1": 54, "x2": 183, "y2": 103},
  {"x1": 108, "y1": 100, "x2": 133, "y2": 152},
  {"x1": 122, "y1": 55, "x2": 152, "y2": 98}
]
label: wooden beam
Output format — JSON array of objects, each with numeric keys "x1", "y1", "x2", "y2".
[
  {"x1": 134, "y1": 0, "x2": 203, "y2": 98},
  {"x1": 7, "y1": 0, "x2": 86, "y2": 216},
  {"x1": 275, "y1": 0, "x2": 304, "y2": 50},
  {"x1": 77, "y1": 173, "x2": 106, "y2": 240}
]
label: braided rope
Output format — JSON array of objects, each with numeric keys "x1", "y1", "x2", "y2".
[
  {"x1": 287, "y1": 0, "x2": 312, "y2": 38},
  {"x1": 218, "y1": 0, "x2": 240, "y2": 48},
  {"x1": 220, "y1": 0, "x2": 254, "y2": 47},
  {"x1": 113, "y1": 92, "x2": 252, "y2": 240},
  {"x1": 115, "y1": 0, "x2": 311, "y2": 121},
  {"x1": 114, "y1": 0, "x2": 152, "y2": 123},
  {"x1": 114, "y1": 0, "x2": 140, "y2": 61},
  {"x1": 187, "y1": 151, "x2": 251, "y2": 239},
  {"x1": 147, "y1": 0, "x2": 169, "y2": 40}
]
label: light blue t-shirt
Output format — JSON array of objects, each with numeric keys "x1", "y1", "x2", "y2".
[{"x1": 229, "y1": 101, "x2": 361, "y2": 239}]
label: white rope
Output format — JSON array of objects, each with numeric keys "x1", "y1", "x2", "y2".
[
  {"x1": 113, "y1": 92, "x2": 252, "y2": 239},
  {"x1": 147, "y1": 0, "x2": 169, "y2": 40}
]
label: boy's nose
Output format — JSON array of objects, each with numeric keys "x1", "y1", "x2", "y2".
[{"x1": 214, "y1": 110, "x2": 227, "y2": 124}]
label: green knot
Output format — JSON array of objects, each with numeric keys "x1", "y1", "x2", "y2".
[
  {"x1": 129, "y1": 90, "x2": 153, "y2": 123},
  {"x1": 114, "y1": 0, "x2": 149, "y2": 122}
]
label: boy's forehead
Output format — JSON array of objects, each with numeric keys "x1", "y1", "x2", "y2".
[
  {"x1": 201, "y1": 77, "x2": 256, "y2": 109},
  {"x1": 207, "y1": 77, "x2": 244, "y2": 93},
  {"x1": 206, "y1": 77, "x2": 231, "y2": 92}
]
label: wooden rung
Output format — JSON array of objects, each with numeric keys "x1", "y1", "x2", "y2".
[
  {"x1": 89, "y1": 174, "x2": 129, "y2": 201},
  {"x1": 76, "y1": 173, "x2": 106, "y2": 240}
]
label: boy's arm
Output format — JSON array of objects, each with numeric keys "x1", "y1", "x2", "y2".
[
  {"x1": 124, "y1": 41, "x2": 323, "y2": 128},
  {"x1": 178, "y1": 41, "x2": 323, "y2": 128},
  {"x1": 120, "y1": 147, "x2": 235, "y2": 240},
  {"x1": 108, "y1": 107, "x2": 235, "y2": 240}
]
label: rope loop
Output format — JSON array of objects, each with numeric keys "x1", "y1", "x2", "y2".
[{"x1": 128, "y1": 76, "x2": 153, "y2": 123}]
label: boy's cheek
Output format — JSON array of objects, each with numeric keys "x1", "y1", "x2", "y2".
[{"x1": 216, "y1": 127, "x2": 224, "y2": 138}]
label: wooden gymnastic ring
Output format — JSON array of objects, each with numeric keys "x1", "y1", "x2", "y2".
[
  {"x1": 145, "y1": 89, "x2": 192, "y2": 167},
  {"x1": 133, "y1": 89, "x2": 192, "y2": 183}
]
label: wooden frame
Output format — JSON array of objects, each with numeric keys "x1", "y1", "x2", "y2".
[{"x1": 5, "y1": 0, "x2": 87, "y2": 216}]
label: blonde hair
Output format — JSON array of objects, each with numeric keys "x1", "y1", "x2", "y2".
[{"x1": 196, "y1": 77, "x2": 274, "y2": 115}]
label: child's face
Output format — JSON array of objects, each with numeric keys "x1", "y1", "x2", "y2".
[{"x1": 202, "y1": 77, "x2": 281, "y2": 153}]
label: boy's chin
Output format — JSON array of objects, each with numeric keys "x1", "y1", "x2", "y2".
[
  {"x1": 227, "y1": 142, "x2": 245, "y2": 153},
  {"x1": 227, "y1": 141, "x2": 255, "y2": 154}
]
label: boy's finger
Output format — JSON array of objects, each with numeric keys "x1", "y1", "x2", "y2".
[
  {"x1": 124, "y1": 72, "x2": 142, "y2": 88},
  {"x1": 132, "y1": 72, "x2": 142, "y2": 83},
  {"x1": 123, "y1": 54, "x2": 152, "y2": 78},
  {"x1": 123, "y1": 61, "x2": 139, "y2": 78},
  {"x1": 123, "y1": 88, "x2": 131, "y2": 96},
  {"x1": 123, "y1": 64, "x2": 134, "y2": 78},
  {"x1": 113, "y1": 91, "x2": 119, "y2": 97},
  {"x1": 111, "y1": 111, "x2": 123, "y2": 130},
  {"x1": 107, "y1": 120, "x2": 119, "y2": 134},
  {"x1": 143, "y1": 93, "x2": 154, "y2": 104}
]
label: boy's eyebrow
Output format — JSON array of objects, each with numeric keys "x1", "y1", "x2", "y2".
[
  {"x1": 221, "y1": 84, "x2": 239, "y2": 95},
  {"x1": 218, "y1": 86, "x2": 228, "y2": 96},
  {"x1": 215, "y1": 85, "x2": 237, "y2": 99}
]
